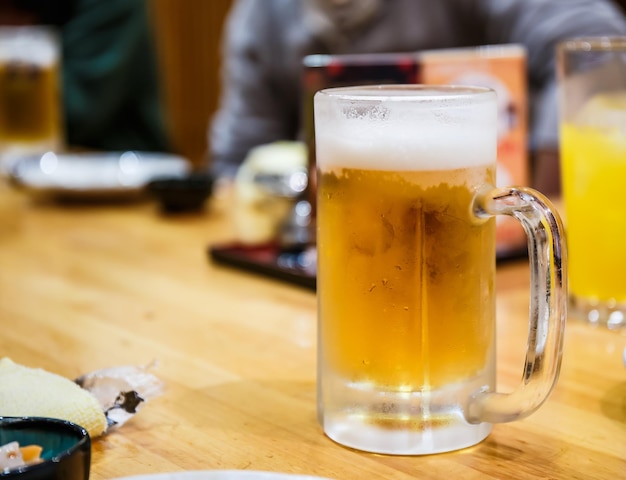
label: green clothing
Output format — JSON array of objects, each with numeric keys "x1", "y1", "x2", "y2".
[{"x1": 61, "y1": 0, "x2": 170, "y2": 152}]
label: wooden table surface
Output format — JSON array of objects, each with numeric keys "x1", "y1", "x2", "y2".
[{"x1": 0, "y1": 181, "x2": 624, "y2": 480}]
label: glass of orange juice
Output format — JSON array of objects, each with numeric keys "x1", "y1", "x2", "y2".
[{"x1": 558, "y1": 37, "x2": 626, "y2": 330}]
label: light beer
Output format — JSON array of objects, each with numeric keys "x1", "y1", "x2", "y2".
[
  {"x1": 315, "y1": 86, "x2": 498, "y2": 453},
  {"x1": 315, "y1": 85, "x2": 566, "y2": 456},
  {"x1": 0, "y1": 61, "x2": 61, "y2": 143},
  {"x1": 317, "y1": 165, "x2": 496, "y2": 391},
  {"x1": 0, "y1": 27, "x2": 62, "y2": 171}
]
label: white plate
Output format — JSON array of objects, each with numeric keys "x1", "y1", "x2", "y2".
[
  {"x1": 8, "y1": 151, "x2": 191, "y2": 199},
  {"x1": 113, "y1": 471, "x2": 333, "y2": 480}
]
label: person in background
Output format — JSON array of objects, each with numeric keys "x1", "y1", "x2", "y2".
[
  {"x1": 0, "y1": 0, "x2": 170, "y2": 153},
  {"x1": 210, "y1": 0, "x2": 626, "y2": 195}
]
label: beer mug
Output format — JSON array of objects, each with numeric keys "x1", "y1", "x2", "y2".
[
  {"x1": 0, "y1": 26, "x2": 63, "y2": 173},
  {"x1": 314, "y1": 85, "x2": 567, "y2": 455}
]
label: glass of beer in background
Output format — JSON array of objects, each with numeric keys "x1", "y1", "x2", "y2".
[
  {"x1": 558, "y1": 38, "x2": 626, "y2": 330},
  {"x1": 0, "y1": 26, "x2": 63, "y2": 173},
  {"x1": 314, "y1": 85, "x2": 567, "y2": 455}
]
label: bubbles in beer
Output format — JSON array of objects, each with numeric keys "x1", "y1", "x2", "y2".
[
  {"x1": 317, "y1": 165, "x2": 496, "y2": 390},
  {"x1": 344, "y1": 103, "x2": 389, "y2": 121}
]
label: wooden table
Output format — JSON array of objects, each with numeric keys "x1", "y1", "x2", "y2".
[{"x1": 0, "y1": 181, "x2": 624, "y2": 480}]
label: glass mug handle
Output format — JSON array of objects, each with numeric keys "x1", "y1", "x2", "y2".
[{"x1": 468, "y1": 186, "x2": 568, "y2": 424}]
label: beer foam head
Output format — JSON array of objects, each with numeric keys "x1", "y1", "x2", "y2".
[
  {"x1": 0, "y1": 27, "x2": 59, "y2": 66},
  {"x1": 314, "y1": 85, "x2": 497, "y2": 171}
]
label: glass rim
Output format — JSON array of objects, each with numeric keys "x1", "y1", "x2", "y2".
[
  {"x1": 0, "y1": 25, "x2": 59, "y2": 33},
  {"x1": 0, "y1": 25, "x2": 60, "y2": 43},
  {"x1": 315, "y1": 84, "x2": 495, "y2": 102},
  {"x1": 558, "y1": 36, "x2": 626, "y2": 51}
]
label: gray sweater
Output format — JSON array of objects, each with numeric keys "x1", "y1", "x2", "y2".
[{"x1": 210, "y1": 0, "x2": 626, "y2": 178}]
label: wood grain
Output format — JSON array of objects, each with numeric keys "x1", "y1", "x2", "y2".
[{"x1": 0, "y1": 182, "x2": 624, "y2": 480}]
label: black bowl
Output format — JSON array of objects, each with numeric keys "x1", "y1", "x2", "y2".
[
  {"x1": 146, "y1": 173, "x2": 214, "y2": 213},
  {"x1": 0, "y1": 417, "x2": 91, "y2": 480}
]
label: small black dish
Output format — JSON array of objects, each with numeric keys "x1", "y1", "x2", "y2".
[
  {"x1": 146, "y1": 173, "x2": 214, "y2": 213},
  {"x1": 0, "y1": 417, "x2": 91, "y2": 480}
]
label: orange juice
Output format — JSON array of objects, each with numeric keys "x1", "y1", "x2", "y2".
[{"x1": 560, "y1": 121, "x2": 626, "y2": 302}]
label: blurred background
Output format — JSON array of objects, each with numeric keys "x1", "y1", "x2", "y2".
[
  {"x1": 4, "y1": 0, "x2": 625, "y2": 176},
  {"x1": 148, "y1": 0, "x2": 232, "y2": 169},
  {"x1": 148, "y1": 0, "x2": 626, "y2": 170}
]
